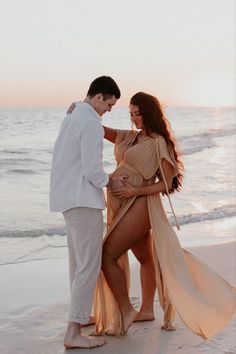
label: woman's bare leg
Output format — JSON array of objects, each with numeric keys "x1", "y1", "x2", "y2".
[
  {"x1": 131, "y1": 232, "x2": 156, "y2": 322},
  {"x1": 102, "y1": 197, "x2": 151, "y2": 332}
]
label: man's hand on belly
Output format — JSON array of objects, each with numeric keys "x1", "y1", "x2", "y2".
[{"x1": 109, "y1": 175, "x2": 128, "y2": 190}]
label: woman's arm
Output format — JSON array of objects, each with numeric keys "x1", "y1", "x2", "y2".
[
  {"x1": 111, "y1": 159, "x2": 174, "y2": 200},
  {"x1": 103, "y1": 125, "x2": 117, "y2": 144}
]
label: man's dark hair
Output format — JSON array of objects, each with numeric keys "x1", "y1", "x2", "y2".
[{"x1": 87, "y1": 76, "x2": 121, "y2": 100}]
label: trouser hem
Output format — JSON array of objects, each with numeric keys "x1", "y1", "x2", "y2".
[{"x1": 69, "y1": 316, "x2": 90, "y2": 325}]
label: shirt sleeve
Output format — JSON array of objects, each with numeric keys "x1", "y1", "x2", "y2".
[{"x1": 81, "y1": 119, "x2": 109, "y2": 189}]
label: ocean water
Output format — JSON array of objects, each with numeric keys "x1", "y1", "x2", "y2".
[{"x1": 0, "y1": 106, "x2": 235, "y2": 266}]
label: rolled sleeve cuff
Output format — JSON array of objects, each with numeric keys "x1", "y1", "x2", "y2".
[{"x1": 103, "y1": 173, "x2": 109, "y2": 188}]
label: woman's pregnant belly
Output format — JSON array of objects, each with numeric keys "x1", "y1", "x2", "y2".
[
  {"x1": 111, "y1": 166, "x2": 145, "y2": 187},
  {"x1": 107, "y1": 165, "x2": 149, "y2": 225}
]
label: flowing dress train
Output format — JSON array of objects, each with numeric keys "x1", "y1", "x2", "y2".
[{"x1": 94, "y1": 129, "x2": 236, "y2": 339}]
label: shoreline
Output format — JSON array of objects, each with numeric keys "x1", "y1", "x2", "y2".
[
  {"x1": 0, "y1": 215, "x2": 235, "y2": 268},
  {"x1": 0, "y1": 241, "x2": 235, "y2": 354},
  {"x1": 0, "y1": 237, "x2": 235, "y2": 269}
]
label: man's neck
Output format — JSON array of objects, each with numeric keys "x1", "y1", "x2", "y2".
[
  {"x1": 83, "y1": 96, "x2": 92, "y2": 106},
  {"x1": 84, "y1": 97, "x2": 97, "y2": 111},
  {"x1": 83, "y1": 97, "x2": 101, "y2": 118}
]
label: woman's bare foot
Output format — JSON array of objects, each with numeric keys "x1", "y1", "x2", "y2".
[
  {"x1": 134, "y1": 310, "x2": 155, "y2": 322},
  {"x1": 161, "y1": 324, "x2": 176, "y2": 331},
  {"x1": 122, "y1": 308, "x2": 138, "y2": 334},
  {"x1": 64, "y1": 322, "x2": 106, "y2": 349}
]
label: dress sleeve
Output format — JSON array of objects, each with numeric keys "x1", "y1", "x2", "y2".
[
  {"x1": 115, "y1": 129, "x2": 131, "y2": 146},
  {"x1": 157, "y1": 135, "x2": 180, "y2": 230},
  {"x1": 158, "y1": 136, "x2": 179, "y2": 176}
]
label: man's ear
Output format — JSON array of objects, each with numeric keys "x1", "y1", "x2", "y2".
[{"x1": 96, "y1": 93, "x2": 104, "y2": 102}]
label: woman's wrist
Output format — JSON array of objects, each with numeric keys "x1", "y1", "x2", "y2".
[{"x1": 133, "y1": 186, "x2": 142, "y2": 196}]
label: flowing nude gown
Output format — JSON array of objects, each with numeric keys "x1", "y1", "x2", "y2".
[{"x1": 94, "y1": 129, "x2": 236, "y2": 339}]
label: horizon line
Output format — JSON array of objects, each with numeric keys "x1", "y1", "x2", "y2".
[{"x1": 0, "y1": 104, "x2": 235, "y2": 109}]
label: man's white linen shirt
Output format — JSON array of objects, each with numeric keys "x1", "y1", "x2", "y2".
[{"x1": 50, "y1": 102, "x2": 109, "y2": 212}]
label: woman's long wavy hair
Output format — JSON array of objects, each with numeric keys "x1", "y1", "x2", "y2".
[{"x1": 130, "y1": 92, "x2": 184, "y2": 194}]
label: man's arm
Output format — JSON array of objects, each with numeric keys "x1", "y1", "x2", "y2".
[{"x1": 81, "y1": 120, "x2": 109, "y2": 189}]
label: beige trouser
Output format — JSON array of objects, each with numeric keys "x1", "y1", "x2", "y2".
[{"x1": 63, "y1": 207, "x2": 103, "y2": 324}]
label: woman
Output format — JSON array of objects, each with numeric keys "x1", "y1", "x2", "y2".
[{"x1": 93, "y1": 92, "x2": 236, "y2": 339}]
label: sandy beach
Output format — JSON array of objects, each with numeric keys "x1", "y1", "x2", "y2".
[{"x1": 0, "y1": 241, "x2": 235, "y2": 354}]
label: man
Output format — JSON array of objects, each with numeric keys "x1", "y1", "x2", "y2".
[{"x1": 50, "y1": 76, "x2": 121, "y2": 349}]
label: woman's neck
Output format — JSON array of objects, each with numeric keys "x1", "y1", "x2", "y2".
[{"x1": 140, "y1": 129, "x2": 147, "y2": 137}]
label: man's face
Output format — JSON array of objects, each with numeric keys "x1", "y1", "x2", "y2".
[{"x1": 95, "y1": 95, "x2": 117, "y2": 116}]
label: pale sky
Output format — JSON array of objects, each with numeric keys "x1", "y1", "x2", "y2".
[{"x1": 0, "y1": 0, "x2": 235, "y2": 107}]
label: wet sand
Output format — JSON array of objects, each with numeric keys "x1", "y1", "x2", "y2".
[{"x1": 0, "y1": 241, "x2": 235, "y2": 354}]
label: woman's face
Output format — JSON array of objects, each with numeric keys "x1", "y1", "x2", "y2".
[{"x1": 130, "y1": 104, "x2": 143, "y2": 129}]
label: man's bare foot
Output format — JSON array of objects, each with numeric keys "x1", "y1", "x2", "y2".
[
  {"x1": 81, "y1": 316, "x2": 95, "y2": 328},
  {"x1": 64, "y1": 322, "x2": 106, "y2": 349},
  {"x1": 134, "y1": 310, "x2": 155, "y2": 322},
  {"x1": 64, "y1": 333, "x2": 106, "y2": 349},
  {"x1": 122, "y1": 308, "x2": 138, "y2": 334},
  {"x1": 161, "y1": 324, "x2": 176, "y2": 331}
]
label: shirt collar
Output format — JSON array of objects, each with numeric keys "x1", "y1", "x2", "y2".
[{"x1": 78, "y1": 101, "x2": 101, "y2": 121}]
